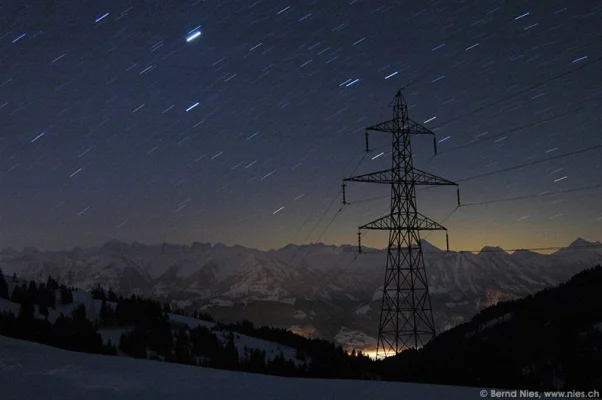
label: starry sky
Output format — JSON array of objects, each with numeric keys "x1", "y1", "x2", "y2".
[{"x1": 1, "y1": 0, "x2": 601, "y2": 252}]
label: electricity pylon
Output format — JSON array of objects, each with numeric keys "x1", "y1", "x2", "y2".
[{"x1": 342, "y1": 89, "x2": 460, "y2": 358}]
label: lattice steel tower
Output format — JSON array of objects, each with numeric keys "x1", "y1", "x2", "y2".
[{"x1": 343, "y1": 89, "x2": 459, "y2": 357}]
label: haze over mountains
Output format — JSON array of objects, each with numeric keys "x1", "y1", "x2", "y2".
[{"x1": 1, "y1": 237, "x2": 601, "y2": 352}]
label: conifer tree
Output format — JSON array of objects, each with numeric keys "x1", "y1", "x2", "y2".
[
  {"x1": 18, "y1": 296, "x2": 35, "y2": 321},
  {"x1": 107, "y1": 289, "x2": 118, "y2": 302},
  {"x1": 61, "y1": 287, "x2": 73, "y2": 305},
  {"x1": 223, "y1": 333, "x2": 239, "y2": 370},
  {"x1": 46, "y1": 275, "x2": 58, "y2": 291},
  {"x1": 28, "y1": 281, "x2": 38, "y2": 298},
  {"x1": 99, "y1": 299, "x2": 115, "y2": 326},
  {"x1": 0, "y1": 268, "x2": 8, "y2": 299},
  {"x1": 38, "y1": 303, "x2": 49, "y2": 317},
  {"x1": 100, "y1": 299, "x2": 108, "y2": 325},
  {"x1": 175, "y1": 327, "x2": 192, "y2": 364},
  {"x1": 10, "y1": 285, "x2": 23, "y2": 304}
]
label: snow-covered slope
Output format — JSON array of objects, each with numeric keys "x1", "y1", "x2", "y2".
[
  {"x1": 0, "y1": 281, "x2": 303, "y2": 364},
  {"x1": 0, "y1": 297, "x2": 20, "y2": 314},
  {"x1": 0, "y1": 335, "x2": 477, "y2": 400},
  {"x1": 168, "y1": 313, "x2": 301, "y2": 364}
]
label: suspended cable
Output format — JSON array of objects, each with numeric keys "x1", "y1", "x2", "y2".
[
  {"x1": 346, "y1": 143, "x2": 602, "y2": 206},
  {"x1": 289, "y1": 153, "x2": 368, "y2": 264},
  {"x1": 434, "y1": 107, "x2": 584, "y2": 157},
  {"x1": 300, "y1": 205, "x2": 346, "y2": 261},
  {"x1": 429, "y1": 56, "x2": 602, "y2": 131},
  {"x1": 460, "y1": 182, "x2": 602, "y2": 207},
  {"x1": 312, "y1": 252, "x2": 361, "y2": 296},
  {"x1": 361, "y1": 58, "x2": 600, "y2": 161},
  {"x1": 457, "y1": 143, "x2": 602, "y2": 183},
  {"x1": 289, "y1": 192, "x2": 341, "y2": 265},
  {"x1": 357, "y1": 207, "x2": 459, "y2": 255},
  {"x1": 355, "y1": 243, "x2": 602, "y2": 256},
  {"x1": 422, "y1": 206, "x2": 459, "y2": 241},
  {"x1": 448, "y1": 243, "x2": 602, "y2": 254}
]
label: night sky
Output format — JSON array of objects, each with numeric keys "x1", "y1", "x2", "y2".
[{"x1": 1, "y1": 0, "x2": 601, "y2": 252}]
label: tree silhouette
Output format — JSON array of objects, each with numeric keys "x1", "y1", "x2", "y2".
[
  {"x1": 0, "y1": 269, "x2": 8, "y2": 299},
  {"x1": 18, "y1": 296, "x2": 35, "y2": 321},
  {"x1": 60, "y1": 287, "x2": 73, "y2": 305},
  {"x1": 46, "y1": 275, "x2": 59, "y2": 291},
  {"x1": 10, "y1": 285, "x2": 23, "y2": 304},
  {"x1": 175, "y1": 327, "x2": 192, "y2": 364},
  {"x1": 99, "y1": 299, "x2": 109, "y2": 325}
]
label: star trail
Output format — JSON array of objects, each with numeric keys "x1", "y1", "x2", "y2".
[{"x1": 0, "y1": 0, "x2": 600, "y2": 252}]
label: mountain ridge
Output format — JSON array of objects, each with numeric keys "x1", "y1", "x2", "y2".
[
  {"x1": 1, "y1": 237, "x2": 601, "y2": 351},
  {"x1": 4, "y1": 236, "x2": 602, "y2": 255}
]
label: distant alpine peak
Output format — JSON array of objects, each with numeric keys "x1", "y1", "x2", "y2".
[
  {"x1": 479, "y1": 246, "x2": 505, "y2": 254},
  {"x1": 568, "y1": 237, "x2": 600, "y2": 248},
  {"x1": 419, "y1": 239, "x2": 442, "y2": 252}
]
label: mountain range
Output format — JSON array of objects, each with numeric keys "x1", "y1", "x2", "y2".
[{"x1": 1, "y1": 237, "x2": 601, "y2": 352}]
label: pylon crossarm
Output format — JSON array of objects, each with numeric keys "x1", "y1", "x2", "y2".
[
  {"x1": 414, "y1": 212, "x2": 448, "y2": 230},
  {"x1": 413, "y1": 168, "x2": 458, "y2": 186},
  {"x1": 345, "y1": 168, "x2": 456, "y2": 186},
  {"x1": 408, "y1": 120, "x2": 439, "y2": 155},
  {"x1": 358, "y1": 212, "x2": 448, "y2": 231},
  {"x1": 366, "y1": 119, "x2": 398, "y2": 133},
  {"x1": 358, "y1": 214, "x2": 393, "y2": 230},
  {"x1": 408, "y1": 120, "x2": 436, "y2": 136},
  {"x1": 344, "y1": 168, "x2": 393, "y2": 184}
]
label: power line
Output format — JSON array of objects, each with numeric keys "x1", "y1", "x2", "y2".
[
  {"x1": 299, "y1": 204, "x2": 346, "y2": 261},
  {"x1": 423, "y1": 206, "x2": 459, "y2": 240},
  {"x1": 355, "y1": 243, "x2": 602, "y2": 256},
  {"x1": 364, "y1": 58, "x2": 600, "y2": 164},
  {"x1": 357, "y1": 206, "x2": 459, "y2": 255},
  {"x1": 369, "y1": 100, "x2": 582, "y2": 158},
  {"x1": 311, "y1": 251, "x2": 361, "y2": 297},
  {"x1": 346, "y1": 143, "x2": 602, "y2": 206},
  {"x1": 289, "y1": 190, "x2": 341, "y2": 265},
  {"x1": 289, "y1": 153, "x2": 368, "y2": 264},
  {"x1": 457, "y1": 142, "x2": 602, "y2": 183},
  {"x1": 320, "y1": 206, "x2": 455, "y2": 289},
  {"x1": 312, "y1": 229, "x2": 376, "y2": 294},
  {"x1": 450, "y1": 243, "x2": 602, "y2": 254},
  {"x1": 313, "y1": 205, "x2": 345, "y2": 244},
  {"x1": 308, "y1": 202, "x2": 600, "y2": 285},
  {"x1": 460, "y1": 182, "x2": 602, "y2": 207},
  {"x1": 434, "y1": 107, "x2": 584, "y2": 157},
  {"x1": 429, "y1": 55, "x2": 602, "y2": 131},
  {"x1": 349, "y1": 181, "x2": 602, "y2": 213}
]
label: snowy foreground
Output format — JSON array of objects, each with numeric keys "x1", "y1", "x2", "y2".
[{"x1": 0, "y1": 335, "x2": 478, "y2": 400}]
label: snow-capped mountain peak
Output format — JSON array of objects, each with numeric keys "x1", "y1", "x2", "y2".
[
  {"x1": 478, "y1": 246, "x2": 505, "y2": 254},
  {"x1": 419, "y1": 239, "x2": 443, "y2": 253},
  {"x1": 568, "y1": 237, "x2": 600, "y2": 248}
]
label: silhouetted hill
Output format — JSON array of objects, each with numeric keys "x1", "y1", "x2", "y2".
[{"x1": 379, "y1": 265, "x2": 602, "y2": 391}]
